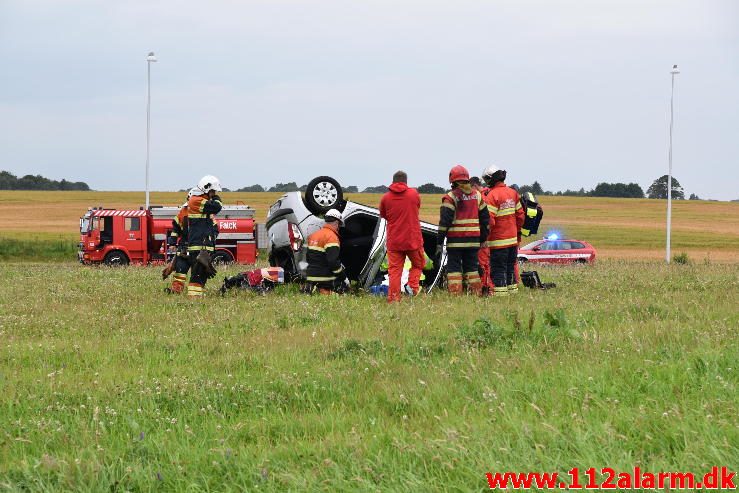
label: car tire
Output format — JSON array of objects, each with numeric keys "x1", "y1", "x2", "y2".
[
  {"x1": 304, "y1": 176, "x2": 344, "y2": 214},
  {"x1": 211, "y1": 250, "x2": 234, "y2": 265},
  {"x1": 575, "y1": 258, "x2": 588, "y2": 265},
  {"x1": 104, "y1": 251, "x2": 129, "y2": 266}
]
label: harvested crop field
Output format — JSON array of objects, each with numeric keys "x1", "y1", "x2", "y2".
[{"x1": 0, "y1": 191, "x2": 737, "y2": 261}]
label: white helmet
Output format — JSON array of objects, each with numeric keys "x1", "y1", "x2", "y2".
[
  {"x1": 197, "y1": 175, "x2": 222, "y2": 193},
  {"x1": 324, "y1": 208, "x2": 344, "y2": 225},
  {"x1": 482, "y1": 164, "x2": 506, "y2": 184}
]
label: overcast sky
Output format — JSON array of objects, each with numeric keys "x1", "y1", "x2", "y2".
[{"x1": 1, "y1": 0, "x2": 737, "y2": 199}]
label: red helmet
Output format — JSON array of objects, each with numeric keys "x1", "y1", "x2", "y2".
[{"x1": 448, "y1": 165, "x2": 470, "y2": 184}]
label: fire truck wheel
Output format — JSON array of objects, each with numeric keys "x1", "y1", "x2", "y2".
[
  {"x1": 211, "y1": 251, "x2": 234, "y2": 265},
  {"x1": 104, "y1": 251, "x2": 129, "y2": 266},
  {"x1": 304, "y1": 176, "x2": 345, "y2": 215}
]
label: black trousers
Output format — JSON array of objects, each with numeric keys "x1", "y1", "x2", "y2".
[
  {"x1": 490, "y1": 246, "x2": 517, "y2": 287},
  {"x1": 188, "y1": 251, "x2": 209, "y2": 286},
  {"x1": 446, "y1": 247, "x2": 479, "y2": 275},
  {"x1": 174, "y1": 253, "x2": 191, "y2": 276}
]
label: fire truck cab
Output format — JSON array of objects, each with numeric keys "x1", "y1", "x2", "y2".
[{"x1": 79, "y1": 206, "x2": 257, "y2": 266}]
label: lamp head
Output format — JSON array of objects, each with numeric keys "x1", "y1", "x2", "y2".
[
  {"x1": 670, "y1": 64, "x2": 679, "y2": 75},
  {"x1": 147, "y1": 52, "x2": 157, "y2": 62}
]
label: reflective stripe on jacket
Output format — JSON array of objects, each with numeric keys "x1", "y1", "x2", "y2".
[
  {"x1": 306, "y1": 226, "x2": 344, "y2": 282},
  {"x1": 484, "y1": 183, "x2": 524, "y2": 249},
  {"x1": 438, "y1": 186, "x2": 489, "y2": 249},
  {"x1": 187, "y1": 194, "x2": 222, "y2": 251}
]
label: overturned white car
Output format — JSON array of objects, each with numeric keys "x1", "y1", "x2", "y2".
[{"x1": 266, "y1": 176, "x2": 448, "y2": 292}]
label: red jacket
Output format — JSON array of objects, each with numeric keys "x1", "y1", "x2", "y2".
[
  {"x1": 484, "y1": 182, "x2": 524, "y2": 249},
  {"x1": 438, "y1": 186, "x2": 489, "y2": 249},
  {"x1": 379, "y1": 182, "x2": 423, "y2": 251}
]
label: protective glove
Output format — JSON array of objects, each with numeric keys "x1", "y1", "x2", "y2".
[
  {"x1": 167, "y1": 235, "x2": 177, "y2": 246},
  {"x1": 212, "y1": 194, "x2": 222, "y2": 203}
]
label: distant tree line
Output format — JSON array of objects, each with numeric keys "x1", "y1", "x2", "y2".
[
  {"x1": 512, "y1": 176, "x2": 693, "y2": 200},
  {"x1": 232, "y1": 175, "x2": 701, "y2": 200},
  {"x1": 234, "y1": 183, "x2": 448, "y2": 194},
  {"x1": 0, "y1": 171, "x2": 90, "y2": 191},
  {"x1": 511, "y1": 180, "x2": 645, "y2": 199}
]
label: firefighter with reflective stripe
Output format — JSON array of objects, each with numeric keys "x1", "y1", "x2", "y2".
[
  {"x1": 482, "y1": 165, "x2": 524, "y2": 296},
  {"x1": 471, "y1": 176, "x2": 493, "y2": 295},
  {"x1": 186, "y1": 175, "x2": 223, "y2": 298},
  {"x1": 437, "y1": 165, "x2": 489, "y2": 295},
  {"x1": 305, "y1": 209, "x2": 346, "y2": 295},
  {"x1": 166, "y1": 188, "x2": 199, "y2": 294}
]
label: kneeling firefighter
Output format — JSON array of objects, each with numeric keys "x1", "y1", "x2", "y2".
[
  {"x1": 437, "y1": 165, "x2": 489, "y2": 295},
  {"x1": 482, "y1": 165, "x2": 524, "y2": 296},
  {"x1": 305, "y1": 209, "x2": 347, "y2": 295},
  {"x1": 186, "y1": 175, "x2": 223, "y2": 298}
]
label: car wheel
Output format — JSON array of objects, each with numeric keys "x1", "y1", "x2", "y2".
[
  {"x1": 517, "y1": 257, "x2": 527, "y2": 264},
  {"x1": 304, "y1": 176, "x2": 344, "y2": 214},
  {"x1": 211, "y1": 250, "x2": 234, "y2": 265},
  {"x1": 575, "y1": 258, "x2": 588, "y2": 265},
  {"x1": 104, "y1": 251, "x2": 129, "y2": 266}
]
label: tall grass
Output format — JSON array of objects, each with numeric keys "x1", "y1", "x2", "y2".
[
  {"x1": 0, "y1": 236, "x2": 77, "y2": 262},
  {"x1": 0, "y1": 261, "x2": 736, "y2": 491}
]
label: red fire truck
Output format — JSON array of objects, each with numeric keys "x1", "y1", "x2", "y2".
[{"x1": 78, "y1": 206, "x2": 258, "y2": 266}]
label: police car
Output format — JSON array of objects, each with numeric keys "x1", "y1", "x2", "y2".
[{"x1": 518, "y1": 234, "x2": 596, "y2": 265}]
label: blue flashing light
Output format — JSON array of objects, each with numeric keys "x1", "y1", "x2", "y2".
[{"x1": 546, "y1": 232, "x2": 559, "y2": 241}]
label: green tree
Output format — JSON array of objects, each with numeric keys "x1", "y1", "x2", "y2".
[
  {"x1": 362, "y1": 185, "x2": 389, "y2": 193},
  {"x1": 647, "y1": 175, "x2": 684, "y2": 199},
  {"x1": 0, "y1": 170, "x2": 89, "y2": 190},
  {"x1": 236, "y1": 184, "x2": 265, "y2": 192},
  {"x1": 0, "y1": 171, "x2": 17, "y2": 189},
  {"x1": 590, "y1": 182, "x2": 644, "y2": 198},
  {"x1": 416, "y1": 183, "x2": 445, "y2": 194},
  {"x1": 268, "y1": 182, "x2": 300, "y2": 192}
]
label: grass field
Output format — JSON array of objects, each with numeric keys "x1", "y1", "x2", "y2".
[
  {"x1": 0, "y1": 260, "x2": 737, "y2": 491},
  {"x1": 0, "y1": 191, "x2": 738, "y2": 262}
]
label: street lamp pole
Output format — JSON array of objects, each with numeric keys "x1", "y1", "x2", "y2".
[
  {"x1": 145, "y1": 52, "x2": 157, "y2": 210},
  {"x1": 666, "y1": 64, "x2": 679, "y2": 264}
]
